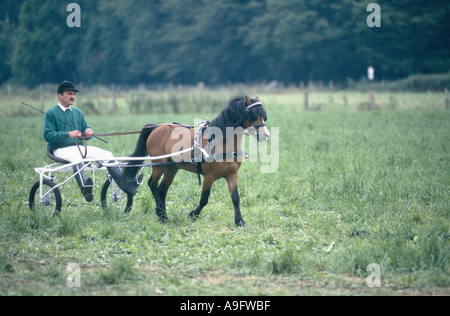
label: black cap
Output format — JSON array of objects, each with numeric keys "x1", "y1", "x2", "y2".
[{"x1": 57, "y1": 81, "x2": 78, "y2": 94}]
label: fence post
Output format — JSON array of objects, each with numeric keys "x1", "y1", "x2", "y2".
[
  {"x1": 304, "y1": 90, "x2": 309, "y2": 111},
  {"x1": 110, "y1": 83, "x2": 116, "y2": 114},
  {"x1": 445, "y1": 88, "x2": 449, "y2": 109},
  {"x1": 7, "y1": 84, "x2": 11, "y2": 99}
]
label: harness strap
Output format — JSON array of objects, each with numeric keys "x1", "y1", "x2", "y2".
[
  {"x1": 220, "y1": 149, "x2": 248, "y2": 160},
  {"x1": 246, "y1": 101, "x2": 262, "y2": 110},
  {"x1": 252, "y1": 122, "x2": 266, "y2": 130},
  {"x1": 75, "y1": 137, "x2": 87, "y2": 159},
  {"x1": 194, "y1": 163, "x2": 203, "y2": 186},
  {"x1": 105, "y1": 150, "x2": 248, "y2": 169},
  {"x1": 202, "y1": 149, "x2": 248, "y2": 162},
  {"x1": 192, "y1": 120, "x2": 209, "y2": 185}
]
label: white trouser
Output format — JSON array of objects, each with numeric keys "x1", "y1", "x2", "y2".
[{"x1": 53, "y1": 145, "x2": 114, "y2": 163}]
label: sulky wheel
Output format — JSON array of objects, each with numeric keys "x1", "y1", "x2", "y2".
[
  {"x1": 29, "y1": 178, "x2": 62, "y2": 216},
  {"x1": 100, "y1": 178, "x2": 133, "y2": 213}
]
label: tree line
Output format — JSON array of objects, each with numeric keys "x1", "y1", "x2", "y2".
[{"x1": 1, "y1": 0, "x2": 449, "y2": 87}]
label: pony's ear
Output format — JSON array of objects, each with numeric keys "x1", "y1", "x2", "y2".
[{"x1": 245, "y1": 96, "x2": 252, "y2": 106}]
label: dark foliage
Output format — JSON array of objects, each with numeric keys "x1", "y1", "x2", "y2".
[{"x1": 2, "y1": 0, "x2": 450, "y2": 86}]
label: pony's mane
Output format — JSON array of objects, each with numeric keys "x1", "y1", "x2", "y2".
[
  {"x1": 210, "y1": 95, "x2": 248, "y2": 133},
  {"x1": 209, "y1": 94, "x2": 266, "y2": 141}
]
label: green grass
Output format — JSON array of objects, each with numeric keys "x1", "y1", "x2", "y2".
[{"x1": 1, "y1": 91, "x2": 450, "y2": 296}]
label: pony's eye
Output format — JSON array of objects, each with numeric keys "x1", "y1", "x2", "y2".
[{"x1": 249, "y1": 113, "x2": 258, "y2": 122}]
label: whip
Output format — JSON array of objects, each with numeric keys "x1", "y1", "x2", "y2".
[{"x1": 22, "y1": 102, "x2": 108, "y2": 143}]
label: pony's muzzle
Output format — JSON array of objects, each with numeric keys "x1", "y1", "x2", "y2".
[{"x1": 258, "y1": 126, "x2": 270, "y2": 142}]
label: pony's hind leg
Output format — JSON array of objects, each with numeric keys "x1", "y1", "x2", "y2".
[
  {"x1": 157, "y1": 165, "x2": 178, "y2": 211},
  {"x1": 148, "y1": 166, "x2": 168, "y2": 222}
]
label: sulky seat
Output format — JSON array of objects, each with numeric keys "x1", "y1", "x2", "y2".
[{"x1": 47, "y1": 145, "x2": 71, "y2": 164}]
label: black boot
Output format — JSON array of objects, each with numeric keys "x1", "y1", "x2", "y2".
[
  {"x1": 107, "y1": 167, "x2": 141, "y2": 196},
  {"x1": 72, "y1": 163, "x2": 93, "y2": 202}
]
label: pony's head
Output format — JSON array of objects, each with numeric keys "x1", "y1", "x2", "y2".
[
  {"x1": 243, "y1": 96, "x2": 270, "y2": 142},
  {"x1": 211, "y1": 95, "x2": 270, "y2": 142}
]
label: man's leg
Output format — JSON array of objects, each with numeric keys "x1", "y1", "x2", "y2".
[
  {"x1": 106, "y1": 166, "x2": 142, "y2": 196},
  {"x1": 72, "y1": 163, "x2": 93, "y2": 202},
  {"x1": 54, "y1": 145, "x2": 141, "y2": 197},
  {"x1": 53, "y1": 146, "x2": 94, "y2": 202},
  {"x1": 85, "y1": 146, "x2": 142, "y2": 196},
  {"x1": 53, "y1": 146, "x2": 86, "y2": 162},
  {"x1": 83, "y1": 146, "x2": 114, "y2": 161}
]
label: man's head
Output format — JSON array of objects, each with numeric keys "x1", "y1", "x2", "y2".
[{"x1": 57, "y1": 81, "x2": 78, "y2": 108}]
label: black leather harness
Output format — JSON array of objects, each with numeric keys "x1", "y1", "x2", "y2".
[{"x1": 191, "y1": 119, "x2": 249, "y2": 185}]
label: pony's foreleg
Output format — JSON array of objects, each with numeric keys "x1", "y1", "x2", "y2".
[
  {"x1": 226, "y1": 172, "x2": 245, "y2": 227},
  {"x1": 189, "y1": 175, "x2": 214, "y2": 222}
]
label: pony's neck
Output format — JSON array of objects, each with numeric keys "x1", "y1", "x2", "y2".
[
  {"x1": 203, "y1": 128, "x2": 244, "y2": 155},
  {"x1": 209, "y1": 105, "x2": 245, "y2": 140}
]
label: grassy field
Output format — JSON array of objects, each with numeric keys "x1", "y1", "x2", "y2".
[{"x1": 1, "y1": 89, "x2": 450, "y2": 296}]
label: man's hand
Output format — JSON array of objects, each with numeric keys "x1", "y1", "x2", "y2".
[
  {"x1": 84, "y1": 129, "x2": 94, "y2": 137},
  {"x1": 69, "y1": 130, "x2": 82, "y2": 138}
]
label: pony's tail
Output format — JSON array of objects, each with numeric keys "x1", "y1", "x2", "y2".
[{"x1": 123, "y1": 123, "x2": 159, "y2": 179}]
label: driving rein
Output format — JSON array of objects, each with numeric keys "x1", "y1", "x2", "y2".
[
  {"x1": 74, "y1": 123, "x2": 192, "y2": 159},
  {"x1": 75, "y1": 101, "x2": 266, "y2": 160}
]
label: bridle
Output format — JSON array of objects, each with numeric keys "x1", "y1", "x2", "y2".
[{"x1": 246, "y1": 101, "x2": 266, "y2": 130}]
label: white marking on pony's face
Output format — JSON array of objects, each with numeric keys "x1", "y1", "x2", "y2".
[{"x1": 258, "y1": 119, "x2": 270, "y2": 142}]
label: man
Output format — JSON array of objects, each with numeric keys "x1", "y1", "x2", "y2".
[{"x1": 43, "y1": 81, "x2": 139, "y2": 202}]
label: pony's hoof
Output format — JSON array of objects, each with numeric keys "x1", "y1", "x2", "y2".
[
  {"x1": 235, "y1": 219, "x2": 246, "y2": 227},
  {"x1": 158, "y1": 215, "x2": 169, "y2": 223},
  {"x1": 189, "y1": 211, "x2": 198, "y2": 222}
]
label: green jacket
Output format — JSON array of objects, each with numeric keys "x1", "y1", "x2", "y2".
[{"x1": 44, "y1": 105, "x2": 92, "y2": 151}]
